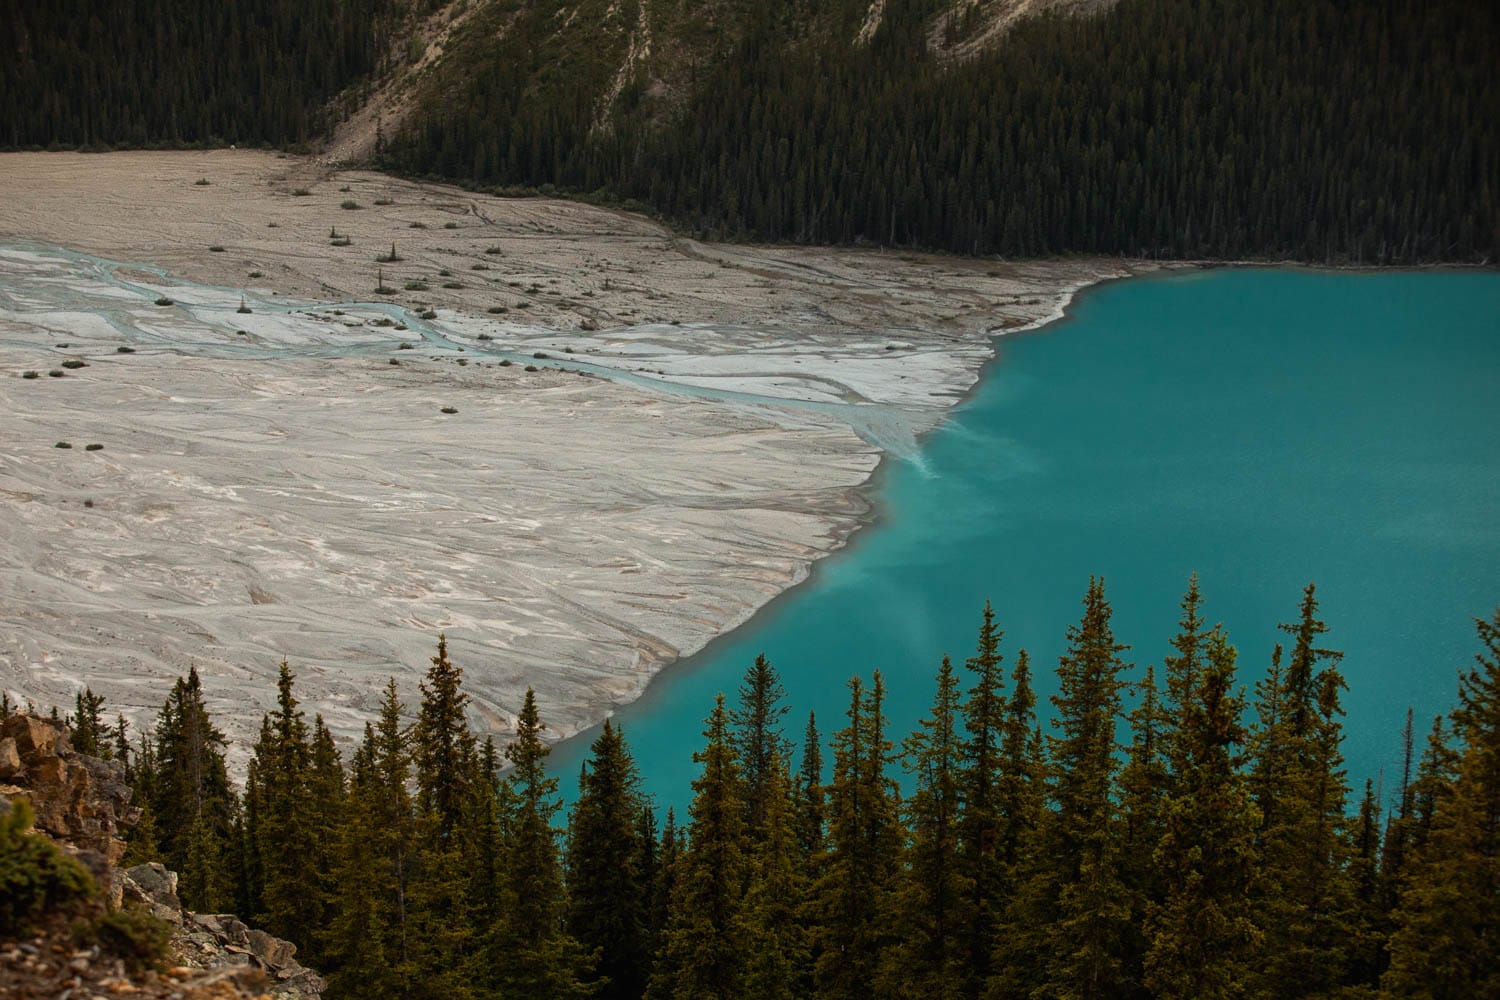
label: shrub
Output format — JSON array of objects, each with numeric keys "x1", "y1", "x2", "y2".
[
  {"x1": 0, "y1": 800, "x2": 96, "y2": 935},
  {"x1": 439, "y1": 269, "x2": 452, "y2": 277},
  {"x1": 154, "y1": 296, "x2": 173, "y2": 306},
  {"x1": 443, "y1": 222, "x2": 459, "y2": 229},
  {"x1": 194, "y1": 177, "x2": 210, "y2": 186},
  {"x1": 389, "y1": 358, "x2": 401, "y2": 365},
  {"x1": 442, "y1": 282, "x2": 463, "y2": 289},
  {"x1": 339, "y1": 184, "x2": 352, "y2": 192},
  {"x1": 55, "y1": 441, "x2": 72, "y2": 448},
  {"x1": 532, "y1": 351, "x2": 548, "y2": 359},
  {"x1": 208, "y1": 245, "x2": 225, "y2": 252},
  {"x1": 486, "y1": 247, "x2": 505, "y2": 256},
  {"x1": 476, "y1": 333, "x2": 493, "y2": 340},
  {"x1": 487, "y1": 306, "x2": 507, "y2": 314},
  {"x1": 116, "y1": 346, "x2": 135, "y2": 353},
  {"x1": 61, "y1": 360, "x2": 86, "y2": 369},
  {"x1": 248, "y1": 270, "x2": 264, "y2": 278},
  {"x1": 341, "y1": 200, "x2": 360, "y2": 210},
  {"x1": 48, "y1": 370, "x2": 65, "y2": 377},
  {"x1": 22, "y1": 371, "x2": 39, "y2": 379},
  {"x1": 409, "y1": 221, "x2": 427, "y2": 229},
  {"x1": 377, "y1": 243, "x2": 402, "y2": 263},
  {"x1": 81, "y1": 904, "x2": 172, "y2": 970},
  {"x1": 397, "y1": 343, "x2": 414, "y2": 350},
  {"x1": 524, "y1": 364, "x2": 539, "y2": 372},
  {"x1": 471, "y1": 263, "x2": 489, "y2": 271},
  {"x1": 85, "y1": 444, "x2": 104, "y2": 451},
  {"x1": 440, "y1": 406, "x2": 458, "y2": 414},
  {"x1": 374, "y1": 198, "x2": 393, "y2": 206},
  {"x1": 499, "y1": 359, "x2": 513, "y2": 367},
  {"x1": 292, "y1": 188, "x2": 311, "y2": 197},
  {"x1": 420, "y1": 310, "x2": 437, "y2": 320},
  {"x1": 404, "y1": 280, "x2": 428, "y2": 291}
]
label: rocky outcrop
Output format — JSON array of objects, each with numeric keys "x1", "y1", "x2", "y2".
[
  {"x1": 121, "y1": 863, "x2": 325, "y2": 999},
  {"x1": 0, "y1": 713, "x2": 324, "y2": 1000}
]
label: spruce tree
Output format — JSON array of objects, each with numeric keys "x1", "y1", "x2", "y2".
[
  {"x1": 809, "y1": 673, "x2": 902, "y2": 999},
  {"x1": 794, "y1": 711, "x2": 825, "y2": 860},
  {"x1": 1143, "y1": 628, "x2": 1262, "y2": 999},
  {"x1": 490, "y1": 688, "x2": 594, "y2": 997},
  {"x1": 741, "y1": 753, "x2": 811, "y2": 999},
  {"x1": 958, "y1": 600, "x2": 1008, "y2": 992},
  {"x1": 650, "y1": 695, "x2": 749, "y2": 999},
  {"x1": 730, "y1": 653, "x2": 792, "y2": 837},
  {"x1": 567, "y1": 720, "x2": 650, "y2": 999},
  {"x1": 1384, "y1": 610, "x2": 1500, "y2": 997},
  {"x1": 1252, "y1": 585, "x2": 1358, "y2": 998},
  {"x1": 414, "y1": 634, "x2": 476, "y2": 837},
  {"x1": 1039, "y1": 577, "x2": 1132, "y2": 1000},
  {"x1": 894, "y1": 655, "x2": 972, "y2": 997}
]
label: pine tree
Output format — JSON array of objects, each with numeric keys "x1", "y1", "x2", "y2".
[
  {"x1": 895, "y1": 655, "x2": 972, "y2": 998},
  {"x1": 809, "y1": 673, "x2": 902, "y2": 999},
  {"x1": 731, "y1": 653, "x2": 792, "y2": 837},
  {"x1": 567, "y1": 720, "x2": 650, "y2": 999},
  {"x1": 958, "y1": 600, "x2": 1008, "y2": 992},
  {"x1": 489, "y1": 688, "x2": 594, "y2": 998},
  {"x1": 69, "y1": 687, "x2": 108, "y2": 757},
  {"x1": 1384, "y1": 610, "x2": 1500, "y2": 997},
  {"x1": 1251, "y1": 584, "x2": 1358, "y2": 998},
  {"x1": 414, "y1": 634, "x2": 475, "y2": 837},
  {"x1": 1143, "y1": 628, "x2": 1262, "y2": 999},
  {"x1": 1039, "y1": 577, "x2": 1132, "y2": 1000},
  {"x1": 794, "y1": 711, "x2": 825, "y2": 860},
  {"x1": 650, "y1": 695, "x2": 749, "y2": 999},
  {"x1": 741, "y1": 752, "x2": 811, "y2": 999},
  {"x1": 250, "y1": 661, "x2": 323, "y2": 955},
  {"x1": 150, "y1": 667, "x2": 235, "y2": 912}
]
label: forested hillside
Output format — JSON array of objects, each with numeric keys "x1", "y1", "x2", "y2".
[
  {"x1": 390, "y1": 0, "x2": 1498, "y2": 263},
  {"x1": 0, "y1": 0, "x2": 402, "y2": 148},
  {"x1": 3, "y1": 0, "x2": 1495, "y2": 262},
  {"x1": 14, "y1": 581, "x2": 1500, "y2": 999}
]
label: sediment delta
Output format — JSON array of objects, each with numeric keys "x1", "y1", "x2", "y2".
[{"x1": 0, "y1": 150, "x2": 1145, "y2": 762}]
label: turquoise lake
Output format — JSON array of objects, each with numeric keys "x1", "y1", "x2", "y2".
[{"x1": 550, "y1": 268, "x2": 1500, "y2": 815}]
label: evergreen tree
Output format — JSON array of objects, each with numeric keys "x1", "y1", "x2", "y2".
[
  {"x1": 490, "y1": 688, "x2": 594, "y2": 998},
  {"x1": 1384, "y1": 610, "x2": 1500, "y2": 997},
  {"x1": 68, "y1": 687, "x2": 108, "y2": 757},
  {"x1": 958, "y1": 600, "x2": 1008, "y2": 993},
  {"x1": 1252, "y1": 585, "x2": 1358, "y2": 998},
  {"x1": 896, "y1": 655, "x2": 972, "y2": 998},
  {"x1": 1143, "y1": 628, "x2": 1262, "y2": 999},
  {"x1": 1039, "y1": 577, "x2": 1132, "y2": 1000},
  {"x1": 650, "y1": 695, "x2": 749, "y2": 999},
  {"x1": 414, "y1": 634, "x2": 476, "y2": 837},
  {"x1": 794, "y1": 711, "x2": 825, "y2": 860},
  {"x1": 567, "y1": 720, "x2": 650, "y2": 999},
  {"x1": 730, "y1": 653, "x2": 792, "y2": 837},
  {"x1": 740, "y1": 753, "x2": 810, "y2": 999},
  {"x1": 809, "y1": 673, "x2": 902, "y2": 999}
]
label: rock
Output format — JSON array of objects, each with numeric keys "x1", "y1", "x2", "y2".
[{"x1": 0, "y1": 736, "x2": 22, "y2": 777}]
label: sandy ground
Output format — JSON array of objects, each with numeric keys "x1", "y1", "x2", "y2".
[{"x1": 0, "y1": 150, "x2": 1144, "y2": 761}]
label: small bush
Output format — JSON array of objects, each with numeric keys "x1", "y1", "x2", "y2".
[
  {"x1": 471, "y1": 263, "x2": 489, "y2": 271},
  {"x1": 524, "y1": 364, "x2": 539, "y2": 372},
  {"x1": 237, "y1": 301, "x2": 252, "y2": 315},
  {"x1": 55, "y1": 441, "x2": 72, "y2": 448},
  {"x1": 341, "y1": 200, "x2": 360, "y2": 210},
  {"x1": 374, "y1": 198, "x2": 393, "y2": 206},
  {"x1": 82, "y1": 904, "x2": 172, "y2": 971},
  {"x1": 48, "y1": 370, "x2": 65, "y2": 377},
  {"x1": 61, "y1": 360, "x2": 86, "y2": 369},
  {"x1": 488, "y1": 306, "x2": 507, "y2": 314},
  {"x1": 420, "y1": 310, "x2": 437, "y2": 320},
  {"x1": 477, "y1": 333, "x2": 493, "y2": 340},
  {"x1": 486, "y1": 247, "x2": 505, "y2": 256},
  {"x1": 195, "y1": 177, "x2": 210, "y2": 186},
  {"x1": 409, "y1": 221, "x2": 427, "y2": 229},
  {"x1": 292, "y1": 188, "x2": 311, "y2": 196},
  {"x1": 331, "y1": 236, "x2": 352, "y2": 247},
  {"x1": 116, "y1": 346, "x2": 135, "y2": 353},
  {"x1": 404, "y1": 280, "x2": 428, "y2": 291},
  {"x1": 440, "y1": 406, "x2": 458, "y2": 414},
  {"x1": 499, "y1": 359, "x2": 513, "y2": 367},
  {"x1": 397, "y1": 342, "x2": 414, "y2": 350},
  {"x1": 85, "y1": 444, "x2": 104, "y2": 451},
  {"x1": 208, "y1": 245, "x2": 225, "y2": 252},
  {"x1": 248, "y1": 270, "x2": 264, "y2": 278},
  {"x1": 443, "y1": 222, "x2": 459, "y2": 230},
  {"x1": 377, "y1": 243, "x2": 402, "y2": 262},
  {"x1": 154, "y1": 296, "x2": 174, "y2": 306},
  {"x1": 389, "y1": 358, "x2": 401, "y2": 365},
  {"x1": 22, "y1": 370, "x2": 39, "y2": 379},
  {"x1": 267, "y1": 222, "x2": 279, "y2": 228},
  {"x1": 339, "y1": 184, "x2": 352, "y2": 192},
  {"x1": 532, "y1": 351, "x2": 548, "y2": 359},
  {"x1": 0, "y1": 800, "x2": 96, "y2": 935},
  {"x1": 442, "y1": 282, "x2": 463, "y2": 289}
]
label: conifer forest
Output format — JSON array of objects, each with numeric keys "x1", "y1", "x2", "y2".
[{"x1": 18, "y1": 581, "x2": 1500, "y2": 999}]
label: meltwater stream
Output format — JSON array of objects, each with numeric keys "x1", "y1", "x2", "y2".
[{"x1": 0, "y1": 242, "x2": 928, "y2": 459}]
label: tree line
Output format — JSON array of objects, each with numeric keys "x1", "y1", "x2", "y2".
[
  {"x1": 0, "y1": 0, "x2": 399, "y2": 149},
  {"x1": 388, "y1": 0, "x2": 1498, "y2": 264},
  {"x1": 13, "y1": 578, "x2": 1498, "y2": 998}
]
